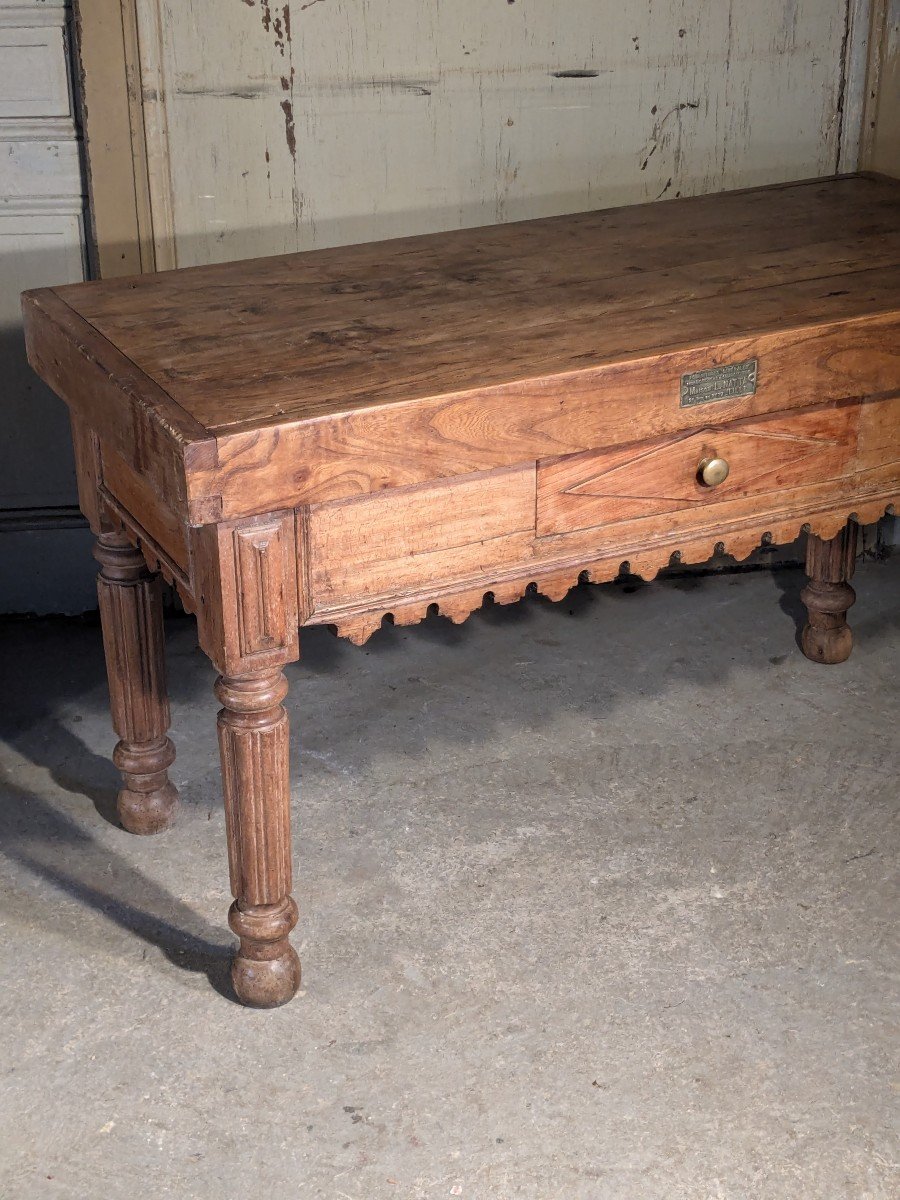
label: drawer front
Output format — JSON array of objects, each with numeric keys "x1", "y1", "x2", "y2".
[
  {"x1": 536, "y1": 403, "x2": 860, "y2": 537},
  {"x1": 303, "y1": 396, "x2": 898, "y2": 632}
]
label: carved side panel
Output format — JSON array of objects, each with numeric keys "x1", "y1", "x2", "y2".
[
  {"x1": 99, "y1": 440, "x2": 191, "y2": 574},
  {"x1": 303, "y1": 392, "x2": 898, "y2": 643},
  {"x1": 190, "y1": 511, "x2": 300, "y2": 675},
  {"x1": 233, "y1": 522, "x2": 292, "y2": 658}
]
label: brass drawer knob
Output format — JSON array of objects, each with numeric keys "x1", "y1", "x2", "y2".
[{"x1": 698, "y1": 455, "x2": 730, "y2": 487}]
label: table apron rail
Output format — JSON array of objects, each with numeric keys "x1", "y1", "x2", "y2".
[
  {"x1": 86, "y1": 392, "x2": 899, "y2": 663},
  {"x1": 184, "y1": 312, "x2": 900, "y2": 523}
]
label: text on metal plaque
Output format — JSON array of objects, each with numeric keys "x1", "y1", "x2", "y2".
[{"x1": 680, "y1": 358, "x2": 758, "y2": 407}]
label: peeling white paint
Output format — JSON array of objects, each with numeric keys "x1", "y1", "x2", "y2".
[{"x1": 135, "y1": 0, "x2": 863, "y2": 268}]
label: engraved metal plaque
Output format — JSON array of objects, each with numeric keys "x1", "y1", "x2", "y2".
[{"x1": 680, "y1": 358, "x2": 758, "y2": 407}]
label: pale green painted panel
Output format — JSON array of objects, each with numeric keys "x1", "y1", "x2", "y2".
[{"x1": 138, "y1": 0, "x2": 856, "y2": 267}]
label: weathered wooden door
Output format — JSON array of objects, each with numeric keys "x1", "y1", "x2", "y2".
[{"x1": 0, "y1": 0, "x2": 92, "y2": 612}]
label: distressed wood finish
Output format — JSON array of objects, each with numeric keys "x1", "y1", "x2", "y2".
[
  {"x1": 94, "y1": 530, "x2": 178, "y2": 834},
  {"x1": 99, "y1": 443, "x2": 190, "y2": 574},
  {"x1": 304, "y1": 393, "x2": 899, "y2": 641},
  {"x1": 133, "y1": 0, "x2": 864, "y2": 268},
  {"x1": 20, "y1": 175, "x2": 900, "y2": 1007},
  {"x1": 20, "y1": 176, "x2": 900, "y2": 528}
]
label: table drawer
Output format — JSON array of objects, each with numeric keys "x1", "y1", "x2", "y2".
[{"x1": 536, "y1": 403, "x2": 861, "y2": 537}]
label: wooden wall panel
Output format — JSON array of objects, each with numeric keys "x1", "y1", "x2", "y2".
[
  {"x1": 0, "y1": 23, "x2": 70, "y2": 118},
  {"x1": 73, "y1": 0, "x2": 155, "y2": 276},
  {"x1": 0, "y1": 0, "x2": 93, "y2": 614},
  {"x1": 133, "y1": 0, "x2": 862, "y2": 269}
]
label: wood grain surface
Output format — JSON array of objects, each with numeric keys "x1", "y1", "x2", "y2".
[
  {"x1": 99, "y1": 443, "x2": 190, "y2": 572},
  {"x1": 186, "y1": 308, "x2": 900, "y2": 522},
  {"x1": 23, "y1": 173, "x2": 900, "y2": 525},
  {"x1": 41, "y1": 175, "x2": 900, "y2": 433}
]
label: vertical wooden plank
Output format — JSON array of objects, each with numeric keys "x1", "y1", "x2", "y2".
[
  {"x1": 73, "y1": 0, "x2": 155, "y2": 276},
  {"x1": 838, "y1": 0, "x2": 876, "y2": 171},
  {"x1": 861, "y1": 0, "x2": 900, "y2": 173},
  {"x1": 133, "y1": 0, "x2": 177, "y2": 269}
]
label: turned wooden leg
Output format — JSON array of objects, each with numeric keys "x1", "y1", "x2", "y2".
[
  {"x1": 94, "y1": 531, "x2": 178, "y2": 834},
  {"x1": 216, "y1": 669, "x2": 301, "y2": 1008},
  {"x1": 801, "y1": 522, "x2": 858, "y2": 665}
]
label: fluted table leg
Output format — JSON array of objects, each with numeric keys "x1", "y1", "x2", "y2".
[
  {"x1": 801, "y1": 522, "x2": 858, "y2": 665},
  {"x1": 94, "y1": 531, "x2": 178, "y2": 834},
  {"x1": 216, "y1": 668, "x2": 301, "y2": 1008}
]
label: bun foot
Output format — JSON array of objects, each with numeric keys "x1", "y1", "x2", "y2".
[
  {"x1": 113, "y1": 736, "x2": 179, "y2": 834},
  {"x1": 800, "y1": 582, "x2": 855, "y2": 665},
  {"x1": 232, "y1": 945, "x2": 302, "y2": 1008},
  {"x1": 801, "y1": 525, "x2": 857, "y2": 666},
  {"x1": 117, "y1": 780, "x2": 179, "y2": 835},
  {"x1": 229, "y1": 897, "x2": 301, "y2": 1008}
]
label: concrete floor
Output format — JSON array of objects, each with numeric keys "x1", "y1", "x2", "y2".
[{"x1": 0, "y1": 559, "x2": 897, "y2": 1199}]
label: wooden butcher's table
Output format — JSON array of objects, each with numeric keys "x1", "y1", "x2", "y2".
[{"x1": 22, "y1": 173, "x2": 900, "y2": 1006}]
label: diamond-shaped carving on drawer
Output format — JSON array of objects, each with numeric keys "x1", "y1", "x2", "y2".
[{"x1": 537, "y1": 403, "x2": 860, "y2": 536}]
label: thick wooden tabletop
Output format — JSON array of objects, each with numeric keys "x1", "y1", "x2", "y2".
[
  {"x1": 22, "y1": 173, "x2": 900, "y2": 523},
  {"x1": 32, "y1": 174, "x2": 900, "y2": 435}
]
